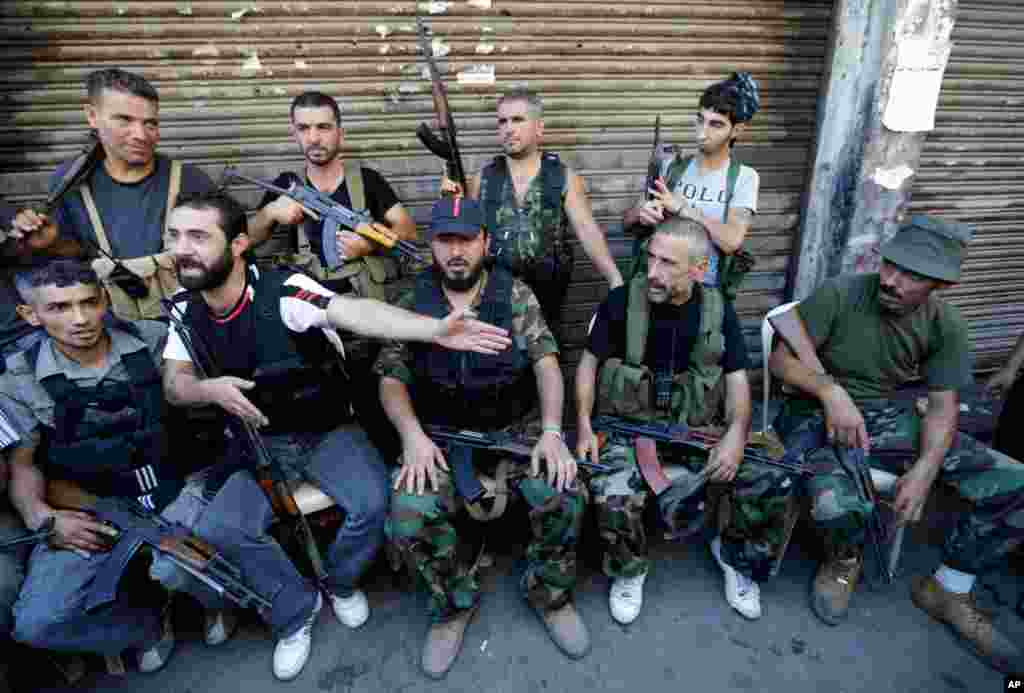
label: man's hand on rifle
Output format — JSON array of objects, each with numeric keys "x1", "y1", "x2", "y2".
[
  {"x1": 51, "y1": 510, "x2": 118, "y2": 554},
  {"x1": 821, "y1": 384, "x2": 870, "y2": 452},
  {"x1": 575, "y1": 420, "x2": 601, "y2": 465},
  {"x1": 201, "y1": 376, "x2": 270, "y2": 428},
  {"x1": 892, "y1": 461, "x2": 938, "y2": 526},
  {"x1": 395, "y1": 430, "x2": 449, "y2": 495},
  {"x1": 440, "y1": 176, "x2": 464, "y2": 198},
  {"x1": 649, "y1": 179, "x2": 693, "y2": 219},
  {"x1": 985, "y1": 365, "x2": 1018, "y2": 397},
  {"x1": 705, "y1": 427, "x2": 745, "y2": 483},
  {"x1": 531, "y1": 430, "x2": 577, "y2": 492},
  {"x1": 8, "y1": 209, "x2": 58, "y2": 250},
  {"x1": 632, "y1": 199, "x2": 666, "y2": 227},
  {"x1": 264, "y1": 195, "x2": 307, "y2": 226},
  {"x1": 434, "y1": 308, "x2": 513, "y2": 355}
]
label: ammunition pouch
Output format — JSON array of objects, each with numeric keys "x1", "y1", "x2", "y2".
[{"x1": 597, "y1": 358, "x2": 656, "y2": 420}]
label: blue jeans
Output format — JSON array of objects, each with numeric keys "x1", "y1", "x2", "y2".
[
  {"x1": 189, "y1": 423, "x2": 389, "y2": 639},
  {"x1": 10, "y1": 481, "x2": 208, "y2": 655},
  {"x1": 0, "y1": 501, "x2": 27, "y2": 638}
]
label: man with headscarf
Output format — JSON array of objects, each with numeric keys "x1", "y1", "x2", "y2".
[
  {"x1": 769, "y1": 216, "x2": 1024, "y2": 676},
  {"x1": 624, "y1": 73, "x2": 761, "y2": 299}
]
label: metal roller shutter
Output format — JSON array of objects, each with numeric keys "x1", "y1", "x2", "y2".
[
  {"x1": 912, "y1": 0, "x2": 1024, "y2": 373},
  {"x1": 0, "y1": 0, "x2": 832, "y2": 372}
]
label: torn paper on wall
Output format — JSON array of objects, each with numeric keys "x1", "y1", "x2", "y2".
[
  {"x1": 457, "y1": 64, "x2": 495, "y2": 85},
  {"x1": 882, "y1": 38, "x2": 952, "y2": 132}
]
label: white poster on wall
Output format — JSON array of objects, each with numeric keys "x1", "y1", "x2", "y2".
[{"x1": 882, "y1": 38, "x2": 953, "y2": 132}]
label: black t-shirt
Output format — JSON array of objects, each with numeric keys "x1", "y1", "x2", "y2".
[
  {"x1": 258, "y1": 166, "x2": 400, "y2": 266},
  {"x1": 587, "y1": 285, "x2": 750, "y2": 374},
  {"x1": 51, "y1": 155, "x2": 215, "y2": 259}
]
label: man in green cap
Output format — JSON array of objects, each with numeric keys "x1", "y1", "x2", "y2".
[{"x1": 769, "y1": 215, "x2": 1023, "y2": 675}]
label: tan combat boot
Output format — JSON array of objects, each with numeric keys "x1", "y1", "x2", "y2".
[
  {"x1": 421, "y1": 605, "x2": 477, "y2": 680},
  {"x1": 536, "y1": 602, "x2": 591, "y2": 659},
  {"x1": 811, "y1": 546, "x2": 862, "y2": 626},
  {"x1": 911, "y1": 575, "x2": 1022, "y2": 675}
]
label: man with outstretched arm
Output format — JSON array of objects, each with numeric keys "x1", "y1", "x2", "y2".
[
  {"x1": 377, "y1": 198, "x2": 589, "y2": 679},
  {"x1": 768, "y1": 215, "x2": 1024, "y2": 675},
  {"x1": 161, "y1": 191, "x2": 509, "y2": 681}
]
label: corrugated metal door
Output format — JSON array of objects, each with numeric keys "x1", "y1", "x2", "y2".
[
  {"x1": 0, "y1": 0, "x2": 832, "y2": 371},
  {"x1": 913, "y1": 0, "x2": 1024, "y2": 373}
]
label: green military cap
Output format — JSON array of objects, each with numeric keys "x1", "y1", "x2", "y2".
[{"x1": 880, "y1": 215, "x2": 973, "y2": 282}]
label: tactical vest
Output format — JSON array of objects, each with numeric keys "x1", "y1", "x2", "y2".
[
  {"x1": 628, "y1": 153, "x2": 755, "y2": 300},
  {"x1": 480, "y1": 152, "x2": 571, "y2": 277},
  {"x1": 181, "y1": 267, "x2": 351, "y2": 436},
  {"x1": 27, "y1": 327, "x2": 181, "y2": 512},
  {"x1": 409, "y1": 267, "x2": 535, "y2": 429},
  {"x1": 597, "y1": 274, "x2": 726, "y2": 427},
  {"x1": 80, "y1": 159, "x2": 182, "y2": 321},
  {"x1": 276, "y1": 160, "x2": 408, "y2": 304}
]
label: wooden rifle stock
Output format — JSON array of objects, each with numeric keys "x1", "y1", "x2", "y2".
[{"x1": 415, "y1": 15, "x2": 467, "y2": 191}]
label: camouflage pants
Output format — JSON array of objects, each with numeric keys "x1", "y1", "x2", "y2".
[
  {"x1": 589, "y1": 434, "x2": 795, "y2": 581},
  {"x1": 776, "y1": 404, "x2": 1024, "y2": 574},
  {"x1": 387, "y1": 464, "x2": 584, "y2": 623}
]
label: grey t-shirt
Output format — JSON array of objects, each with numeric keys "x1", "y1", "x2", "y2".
[
  {"x1": 659, "y1": 156, "x2": 759, "y2": 287},
  {"x1": 52, "y1": 154, "x2": 215, "y2": 259}
]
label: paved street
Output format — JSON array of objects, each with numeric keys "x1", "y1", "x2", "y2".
[{"x1": 20, "y1": 512, "x2": 1021, "y2": 693}]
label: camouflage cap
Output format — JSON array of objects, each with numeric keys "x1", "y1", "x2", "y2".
[
  {"x1": 426, "y1": 197, "x2": 484, "y2": 241},
  {"x1": 880, "y1": 215, "x2": 972, "y2": 282}
]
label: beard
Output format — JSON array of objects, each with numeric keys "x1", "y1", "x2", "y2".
[
  {"x1": 177, "y1": 248, "x2": 235, "y2": 291},
  {"x1": 437, "y1": 257, "x2": 485, "y2": 292},
  {"x1": 303, "y1": 143, "x2": 339, "y2": 166}
]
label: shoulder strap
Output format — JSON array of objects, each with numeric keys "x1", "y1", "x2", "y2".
[
  {"x1": 164, "y1": 160, "x2": 183, "y2": 234},
  {"x1": 699, "y1": 285, "x2": 725, "y2": 337},
  {"x1": 481, "y1": 156, "x2": 506, "y2": 233},
  {"x1": 344, "y1": 158, "x2": 366, "y2": 212},
  {"x1": 664, "y1": 154, "x2": 694, "y2": 194},
  {"x1": 625, "y1": 273, "x2": 650, "y2": 366},
  {"x1": 722, "y1": 158, "x2": 741, "y2": 223},
  {"x1": 79, "y1": 184, "x2": 113, "y2": 255},
  {"x1": 539, "y1": 152, "x2": 566, "y2": 214}
]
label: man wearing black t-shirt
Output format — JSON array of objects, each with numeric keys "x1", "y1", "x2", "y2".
[
  {"x1": 576, "y1": 217, "x2": 787, "y2": 625},
  {"x1": 247, "y1": 91, "x2": 416, "y2": 298}
]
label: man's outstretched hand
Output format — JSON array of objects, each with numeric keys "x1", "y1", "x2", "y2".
[{"x1": 434, "y1": 308, "x2": 512, "y2": 355}]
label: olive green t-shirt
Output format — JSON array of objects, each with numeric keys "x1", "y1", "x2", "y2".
[{"x1": 797, "y1": 274, "x2": 971, "y2": 401}]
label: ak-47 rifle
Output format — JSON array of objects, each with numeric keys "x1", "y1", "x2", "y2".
[
  {"x1": 9, "y1": 137, "x2": 150, "y2": 299},
  {"x1": 0, "y1": 516, "x2": 54, "y2": 551},
  {"x1": 591, "y1": 415, "x2": 829, "y2": 496},
  {"x1": 222, "y1": 167, "x2": 421, "y2": 272},
  {"x1": 415, "y1": 16, "x2": 468, "y2": 193},
  {"x1": 41, "y1": 479, "x2": 272, "y2": 612},
  {"x1": 768, "y1": 305, "x2": 893, "y2": 584},
  {"x1": 643, "y1": 115, "x2": 662, "y2": 202},
  {"x1": 160, "y1": 297, "x2": 331, "y2": 596},
  {"x1": 423, "y1": 425, "x2": 616, "y2": 504}
]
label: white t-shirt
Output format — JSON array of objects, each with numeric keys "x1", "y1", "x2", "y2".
[
  {"x1": 162, "y1": 267, "x2": 345, "y2": 363},
  {"x1": 659, "y1": 156, "x2": 759, "y2": 286}
]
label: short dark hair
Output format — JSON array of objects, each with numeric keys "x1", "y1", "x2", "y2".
[
  {"x1": 14, "y1": 259, "x2": 100, "y2": 304},
  {"x1": 290, "y1": 91, "x2": 341, "y2": 124},
  {"x1": 172, "y1": 191, "x2": 249, "y2": 242},
  {"x1": 699, "y1": 81, "x2": 741, "y2": 126},
  {"x1": 86, "y1": 68, "x2": 160, "y2": 105},
  {"x1": 497, "y1": 87, "x2": 543, "y2": 119}
]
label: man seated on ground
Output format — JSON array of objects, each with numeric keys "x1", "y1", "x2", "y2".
[
  {"x1": 377, "y1": 198, "x2": 589, "y2": 679},
  {"x1": 576, "y1": 217, "x2": 789, "y2": 624},
  {"x1": 161, "y1": 192, "x2": 511, "y2": 681},
  {"x1": 769, "y1": 215, "x2": 1024, "y2": 675},
  {"x1": 0, "y1": 259, "x2": 219, "y2": 673}
]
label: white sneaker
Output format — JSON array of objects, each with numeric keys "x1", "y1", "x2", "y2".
[
  {"x1": 138, "y1": 608, "x2": 175, "y2": 674},
  {"x1": 710, "y1": 536, "x2": 761, "y2": 620},
  {"x1": 273, "y1": 592, "x2": 322, "y2": 681},
  {"x1": 329, "y1": 589, "x2": 369, "y2": 629},
  {"x1": 609, "y1": 572, "x2": 647, "y2": 625},
  {"x1": 203, "y1": 608, "x2": 238, "y2": 646}
]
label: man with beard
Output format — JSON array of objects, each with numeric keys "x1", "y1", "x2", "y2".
[
  {"x1": 576, "y1": 217, "x2": 776, "y2": 624},
  {"x1": 161, "y1": 192, "x2": 511, "y2": 681},
  {"x1": 0, "y1": 259, "x2": 218, "y2": 673},
  {"x1": 11, "y1": 69, "x2": 216, "y2": 320},
  {"x1": 769, "y1": 216, "x2": 1024, "y2": 675},
  {"x1": 624, "y1": 73, "x2": 760, "y2": 298},
  {"x1": 246, "y1": 90, "x2": 416, "y2": 299},
  {"x1": 442, "y1": 87, "x2": 622, "y2": 335},
  {"x1": 377, "y1": 198, "x2": 588, "y2": 679}
]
